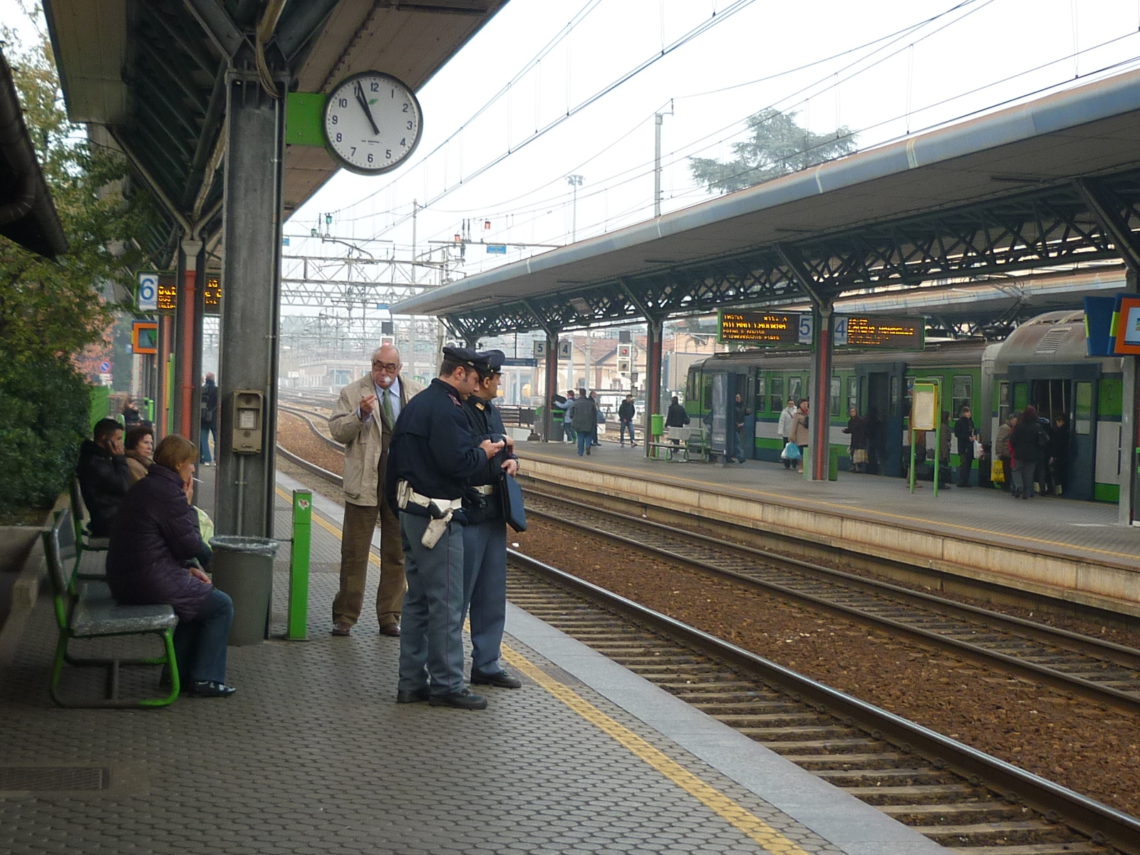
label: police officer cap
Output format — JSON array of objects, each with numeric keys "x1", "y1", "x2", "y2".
[
  {"x1": 475, "y1": 349, "x2": 506, "y2": 376},
  {"x1": 442, "y1": 345, "x2": 488, "y2": 370}
]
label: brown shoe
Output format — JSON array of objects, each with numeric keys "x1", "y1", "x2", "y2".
[
  {"x1": 331, "y1": 622, "x2": 352, "y2": 637},
  {"x1": 378, "y1": 623, "x2": 401, "y2": 637}
]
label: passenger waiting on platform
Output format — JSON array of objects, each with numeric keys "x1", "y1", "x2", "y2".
[
  {"x1": 993, "y1": 415, "x2": 1016, "y2": 492},
  {"x1": 665, "y1": 395, "x2": 689, "y2": 446},
  {"x1": 571, "y1": 388, "x2": 598, "y2": 456},
  {"x1": 561, "y1": 390, "x2": 577, "y2": 442},
  {"x1": 588, "y1": 391, "x2": 601, "y2": 446},
  {"x1": 954, "y1": 406, "x2": 977, "y2": 487},
  {"x1": 122, "y1": 398, "x2": 141, "y2": 429},
  {"x1": 329, "y1": 344, "x2": 422, "y2": 638},
  {"x1": 842, "y1": 407, "x2": 867, "y2": 472},
  {"x1": 106, "y1": 434, "x2": 237, "y2": 698},
  {"x1": 777, "y1": 398, "x2": 797, "y2": 470},
  {"x1": 790, "y1": 399, "x2": 810, "y2": 474},
  {"x1": 618, "y1": 395, "x2": 637, "y2": 447},
  {"x1": 730, "y1": 393, "x2": 749, "y2": 463},
  {"x1": 864, "y1": 406, "x2": 883, "y2": 474},
  {"x1": 200, "y1": 373, "x2": 218, "y2": 465},
  {"x1": 76, "y1": 417, "x2": 131, "y2": 537},
  {"x1": 1010, "y1": 405, "x2": 1048, "y2": 499},
  {"x1": 1036, "y1": 414, "x2": 1055, "y2": 495},
  {"x1": 938, "y1": 411, "x2": 953, "y2": 489},
  {"x1": 124, "y1": 424, "x2": 155, "y2": 485},
  {"x1": 1049, "y1": 414, "x2": 1071, "y2": 496}
]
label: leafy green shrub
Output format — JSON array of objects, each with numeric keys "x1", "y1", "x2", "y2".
[{"x1": 0, "y1": 358, "x2": 90, "y2": 513}]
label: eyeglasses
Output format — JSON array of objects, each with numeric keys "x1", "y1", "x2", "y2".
[{"x1": 371, "y1": 361, "x2": 400, "y2": 373}]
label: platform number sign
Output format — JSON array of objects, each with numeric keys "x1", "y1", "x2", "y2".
[
  {"x1": 797, "y1": 314, "x2": 813, "y2": 345},
  {"x1": 137, "y1": 272, "x2": 158, "y2": 312}
]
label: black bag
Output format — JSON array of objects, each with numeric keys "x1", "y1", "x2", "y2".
[{"x1": 501, "y1": 473, "x2": 527, "y2": 532}]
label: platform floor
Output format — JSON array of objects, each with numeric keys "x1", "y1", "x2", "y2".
[
  {"x1": 0, "y1": 467, "x2": 950, "y2": 855},
  {"x1": 520, "y1": 437, "x2": 1140, "y2": 574}
]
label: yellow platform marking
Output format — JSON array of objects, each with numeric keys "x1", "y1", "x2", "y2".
[
  {"x1": 276, "y1": 486, "x2": 811, "y2": 852},
  {"x1": 521, "y1": 452, "x2": 1138, "y2": 564},
  {"x1": 502, "y1": 646, "x2": 813, "y2": 855}
]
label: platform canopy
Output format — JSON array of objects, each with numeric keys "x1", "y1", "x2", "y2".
[
  {"x1": 0, "y1": 48, "x2": 66, "y2": 258},
  {"x1": 396, "y1": 68, "x2": 1140, "y2": 340},
  {"x1": 43, "y1": 0, "x2": 507, "y2": 267}
]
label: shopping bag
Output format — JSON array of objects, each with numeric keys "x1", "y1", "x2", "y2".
[
  {"x1": 990, "y1": 458, "x2": 1005, "y2": 484},
  {"x1": 852, "y1": 448, "x2": 868, "y2": 465},
  {"x1": 780, "y1": 441, "x2": 801, "y2": 461}
]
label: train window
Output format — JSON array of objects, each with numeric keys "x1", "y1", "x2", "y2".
[
  {"x1": 830, "y1": 377, "x2": 841, "y2": 417},
  {"x1": 847, "y1": 377, "x2": 858, "y2": 413},
  {"x1": 998, "y1": 381, "x2": 1010, "y2": 423},
  {"x1": 1075, "y1": 381, "x2": 1092, "y2": 435},
  {"x1": 769, "y1": 375, "x2": 784, "y2": 413},
  {"x1": 756, "y1": 376, "x2": 767, "y2": 412},
  {"x1": 951, "y1": 375, "x2": 972, "y2": 418},
  {"x1": 789, "y1": 376, "x2": 804, "y2": 404}
]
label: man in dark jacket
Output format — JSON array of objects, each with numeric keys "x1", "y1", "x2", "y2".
[
  {"x1": 618, "y1": 395, "x2": 637, "y2": 447},
  {"x1": 571, "y1": 387, "x2": 598, "y2": 456},
  {"x1": 200, "y1": 373, "x2": 218, "y2": 465},
  {"x1": 76, "y1": 417, "x2": 131, "y2": 537},
  {"x1": 953, "y1": 405, "x2": 976, "y2": 487}
]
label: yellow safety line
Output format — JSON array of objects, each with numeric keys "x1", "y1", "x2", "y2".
[
  {"x1": 501, "y1": 646, "x2": 813, "y2": 855},
  {"x1": 276, "y1": 486, "x2": 810, "y2": 851},
  {"x1": 522, "y1": 453, "x2": 1138, "y2": 564}
]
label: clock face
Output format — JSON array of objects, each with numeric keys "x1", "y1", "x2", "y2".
[{"x1": 323, "y1": 71, "x2": 423, "y2": 175}]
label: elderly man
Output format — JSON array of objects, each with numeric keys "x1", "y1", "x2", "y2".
[
  {"x1": 329, "y1": 344, "x2": 423, "y2": 637},
  {"x1": 387, "y1": 347, "x2": 504, "y2": 710}
]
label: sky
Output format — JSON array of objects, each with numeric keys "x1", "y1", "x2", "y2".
[{"x1": 288, "y1": 0, "x2": 1140, "y2": 280}]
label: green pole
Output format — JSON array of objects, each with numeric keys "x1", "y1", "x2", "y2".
[{"x1": 287, "y1": 489, "x2": 312, "y2": 640}]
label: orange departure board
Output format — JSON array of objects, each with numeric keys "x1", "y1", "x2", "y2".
[
  {"x1": 718, "y1": 310, "x2": 807, "y2": 346},
  {"x1": 838, "y1": 315, "x2": 924, "y2": 349},
  {"x1": 157, "y1": 276, "x2": 177, "y2": 313}
]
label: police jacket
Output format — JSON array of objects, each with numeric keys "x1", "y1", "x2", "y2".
[
  {"x1": 76, "y1": 439, "x2": 130, "y2": 537},
  {"x1": 385, "y1": 378, "x2": 488, "y2": 512},
  {"x1": 463, "y1": 395, "x2": 519, "y2": 524}
]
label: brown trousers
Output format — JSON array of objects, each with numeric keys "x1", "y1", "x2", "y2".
[{"x1": 333, "y1": 486, "x2": 407, "y2": 629}]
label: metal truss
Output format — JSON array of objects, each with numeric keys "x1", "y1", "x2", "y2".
[
  {"x1": 443, "y1": 169, "x2": 1140, "y2": 339},
  {"x1": 280, "y1": 253, "x2": 455, "y2": 307}
]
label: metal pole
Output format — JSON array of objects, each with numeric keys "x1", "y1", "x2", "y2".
[
  {"x1": 287, "y1": 489, "x2": 311, "y2": 640},
  {"x1": 567, "y1": 174, "x2": 583, "y2": 242},
  {"x1": 654, "y1": 113, "x2": 663, "y2": 218}
]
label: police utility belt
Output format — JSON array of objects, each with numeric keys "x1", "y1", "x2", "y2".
[{"x1": 396, "y1": 480, "x2": 463, "y2": 548}]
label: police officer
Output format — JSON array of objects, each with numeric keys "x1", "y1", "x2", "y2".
[
  {"x1": 461, "y1": 351, "x2": 523, "y2": 690},
  {"x1": 386, "y1": 347, "x2": 505, "y2": 710}
]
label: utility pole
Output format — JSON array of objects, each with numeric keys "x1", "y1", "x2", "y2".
[
  {"x1": 567, "y1": 174, "x2": 584, "y2": 242},
  {"x1": 654, "y1": 101, "x2": 673, "y2": 219}
]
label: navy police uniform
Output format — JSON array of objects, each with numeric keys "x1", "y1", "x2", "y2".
[
  {"x1": 461, "y1": 351, "x2": 521, "y2": 686},
  {"x1": 386, "y1": 347, "x2": 494, "y2": 705}
]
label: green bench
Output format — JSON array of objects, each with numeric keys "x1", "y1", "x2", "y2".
[{"x1": 43, "y1": 509, "x2": 180, "y2": 708}]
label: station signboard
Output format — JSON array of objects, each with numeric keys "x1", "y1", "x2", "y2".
[
  {"x1": 1111, "y1": 294, "x2": 1140, "y2": 355},
  {"x1": 132, "y1": 321, "x2": 158, "y2": 355},
  {"x1": 718, "y1": 310, "x2": 809, "y2": 347}
]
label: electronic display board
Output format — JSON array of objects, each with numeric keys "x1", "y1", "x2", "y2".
[
  {"x1": 204, "y1": 276, "x2": 222, "y2": 314},
  {"x1": 157, "y1": 275, "x2": 177, "y2": 313},
  {"x1": 836, "y1": 315, "x2": 924, "y2": 349},
  {"x1": 718, "y1": 311, "x2": 809, "y2": 346}
]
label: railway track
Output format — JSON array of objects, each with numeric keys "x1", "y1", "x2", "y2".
[
  {"x1": 275, "y1": 403, "x2": 1140, "y2": 854},
  {"x1": 522, "y1": 491, "x2": 1140, "y2": 715}
]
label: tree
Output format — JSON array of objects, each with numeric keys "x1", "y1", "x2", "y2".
[
  {"x1": 689, "y1": 108, "x2": 857, "y2": 195},
  {"x1": 0, "y1": 20, "x2": 149, "y2": 515}
]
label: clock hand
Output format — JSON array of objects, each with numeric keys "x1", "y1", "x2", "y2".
[{"x1": 354, "y1": 81, "x2": 380, "y2": 136}]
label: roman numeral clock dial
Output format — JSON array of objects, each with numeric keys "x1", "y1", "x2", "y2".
[{"x1": 323, "y1": 71, "x2": 423, "y2": 175}]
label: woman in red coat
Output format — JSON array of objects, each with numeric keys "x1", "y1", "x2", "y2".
[{"x1": 107, "y1": 434, "x2": 236, "y2": 698}]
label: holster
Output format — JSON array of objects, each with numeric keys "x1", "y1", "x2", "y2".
[{"x1": 421, "y1": 510, "x2": 454, "y2": 548}]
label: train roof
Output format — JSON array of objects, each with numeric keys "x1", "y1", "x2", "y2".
[
  {"x1": 690, "y1": 338, "x2": 988, "y2": 372},
  {"x1": 991, "y1": 310, "x2": 1121, "y2": 371}
]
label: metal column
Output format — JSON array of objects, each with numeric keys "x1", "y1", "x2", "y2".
[
  {"x1": 1121, "y1": 268, "x2": 1138, "y2": 525},
  {"x1": 809, "y1": 305, "x2": 834, "y2": 480},
  {"x1": 543, "y1": 330, "x2": 558, "y2": 442},
  {"x1": 215, "y1": 68, "x2": 284, "y2": 538},
  {"x1": 645, "y1": 317, "x2": 663, "y2": 448},
  {"x1": 173, "y1": 237, "x2": 203, "y2": 440}
]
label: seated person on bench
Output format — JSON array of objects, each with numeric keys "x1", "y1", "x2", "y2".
[
  {"x1": 106, "y1": 434, "x2": 237, "y2": 699},
  {"x1": 76, "y1": 417, "x2": 131, "y2": 537}
]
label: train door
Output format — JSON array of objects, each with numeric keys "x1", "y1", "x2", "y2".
[
  {"x1": 731, "y1": 372, "x2": 753, "y2": 461},
  {"x1": 1069, "y1": 380, "x2": 1096, "y2": 501},
  {"x1": 858, "y1": 362, "x2": 904, "y2": 476}
]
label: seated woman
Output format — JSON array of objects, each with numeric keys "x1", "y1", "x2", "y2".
[
  {"x1": 124, "y1": 424, "x2": 155, "y2": 485},
  {"x1": 106, "y1": 434, "x2": 236, "y2": 698}
]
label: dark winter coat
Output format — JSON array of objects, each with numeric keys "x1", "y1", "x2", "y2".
[
  {"x1": 76, "y1": 439, "x2": 131, "y2": 537},
  {"x1": 1010, "y1": 419, "x2": 1048, "y2": 465},
  {"x1": 106, "y1": 465, "x2": 213, "y2": 621},
  {"x1": 665, "y1": 402, "x2": 690, "y2": 428},
  {"x1": 200, "y1": 378, "x2": 218, "y2": 428},
  {"x1": 618, "y1": 400, "x2": 635, "y2": 422},
  {"x1": 843, "y1": 415, "x2": 867, "y2": 450},
  {"x1": 571, "y1": 395, "x2": 598, "y2": 433}
]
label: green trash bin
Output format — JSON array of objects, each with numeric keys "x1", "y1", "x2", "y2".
[
  {"x1": 650, "y1": 413, "x2": 664, "y2": 438},
  {"x1": 829, "y1": 445, "x2": 841, "y2": 481},
  {"x1": 210, "y1": 536, "x2": 280, "y2": 646}
]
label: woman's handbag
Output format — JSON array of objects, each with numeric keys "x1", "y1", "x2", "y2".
[
  {"x1": 501, "y1": 473, "x2": 527, "y2": 532},
  {"x1": 990, "y1": 458, "x2": 1005, "y2": 484},
  {"x1": 780, "y1": 441, "x2": 801, "y2": 461},
  {"x1": 852, "y1": 448, "x2": 868, "y2": 465}
]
